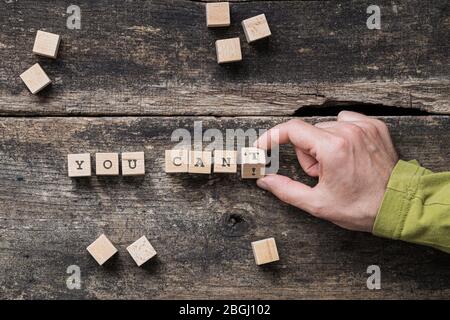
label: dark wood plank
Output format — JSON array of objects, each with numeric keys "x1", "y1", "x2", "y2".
[
  {"x1": 0, "y1": 0, "x2": 448, "y2": 115},
  {"x1": 0, "y1": 116, "x2": 449, "y2": 299}
]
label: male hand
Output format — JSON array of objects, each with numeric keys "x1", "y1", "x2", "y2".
[{"x1": 255, "y1": 111, "x2": 399, "y2": 232}]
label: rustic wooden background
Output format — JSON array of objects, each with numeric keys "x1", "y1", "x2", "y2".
[{"x1": 0, "y1": 0, "x2": 449, "y2": 299}]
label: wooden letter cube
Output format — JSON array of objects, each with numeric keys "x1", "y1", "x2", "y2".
[
  {"x1": 19, "y1": 63, "x2": 51, "y2": 94},
  {"x1": 87, "y1": 234, "x2": 118, "y2": 265},
  {"x1": 206, "y1": 2, "x2": 230, "y2": 27},
  {"x1": 188, "y1": 150, "x2": 212, "y2": 174},
  {"x1": 214, "y1": 150, "x2": 237, "y2": 173},
  {"x1": 127, "y1": 236, "x2": 157, "y2": 267},
  {"x1": 122, "y1": 152, "x2": 145, "y2": 176},
  {"x1": 165, "y1": 150, "x2": 189, "y2": 173},
  {"x1": 67, "y1": 153, "x2": 91, "y2": 177},
  {"x1": 251, "y1": 237, "x2": 279, "y2": 265},
  {"x1": 215, "y1": 37, "x2": 242, "y2": 64},
  {"x1": 241, "y1": 147, "x2": 266, "y2": 179},
  {"x1": 242, "y1": 14, "x2": 271, "y2": 43},
  {"x1": 33, "y1": 30, "x2": 61, "y2": 58},
  {"x1": 95, "y1": 153, "x2": 119, "y2": 176}
]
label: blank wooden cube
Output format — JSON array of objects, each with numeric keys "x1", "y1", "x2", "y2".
[
  {"x1": 206, "y1": 2, "x2": 230, "y2": 27},
  {"x1": 127, "y1": 236, "x2": 157, "y2": 267},
  {"x1": 242, "y1": 14, "x2": 271, "y2": 43},
  {"x1": 19, "y1": 63, "x2": 51, "y2": 94},
  {"x1": 251, "y1": 237, "x2": 279, "y2": 265},
  {"x1": 96, "y1": 153, "x2": 119, "y2": 176},
  {"x1": 67, "y1": 153, "x2": 91, "y2": 177},
  {"x1": 33, "y1": 30, "x2": 61, "y2": 58},
  {"x1": 215, "y1": 38, "x2": 242, "y2": 64},
  {"x1": 241, "y1": 147, "x2": 266, "y2": 179},
  {"x1": 122, "y1": 152, "x2": 145, "y2": 176},
  {"x1": 214, "y1": 150, "x2": 237, "y2": 173},
  {"x1": 188, "y1": 150, "x2": 212, "y2": 174},
  {"x1": 165, "y1": 149, "x2": 189, "y2": 173},
  {"x1": 87, "y1": 234, "x2": 118, "y2": 265}
]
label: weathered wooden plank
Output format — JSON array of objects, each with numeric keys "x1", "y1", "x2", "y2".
[
  {"x1": 0, "y1": 116, "x2": 449, "y2": 299},
  {"x1": 0, "y1": 0, "x2": 448, "y2": 115}
]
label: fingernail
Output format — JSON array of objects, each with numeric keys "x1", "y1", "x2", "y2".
[{"x1": 256, "y1": 178, "x2": 268, "y2": 190}]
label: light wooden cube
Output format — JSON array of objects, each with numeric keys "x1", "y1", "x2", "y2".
[
  {"x1": 67, "y1": 153, "x2": 91, "y2": 177},
  {"x1": 188, "y1": 150, "x2": 212, "y2": 174},
  {"x1": 122, "y1": 152, "x2": 145, "y2": 176},
  {"x1": 251, "y1": 237, "x2": 279, "y2": 265},
  {"x1": 242, "y1": 14, "x2": 271, "y2": 43},
  {"x1": 215, "y1": 37, "x2": 242, "y2": 64},
  {"x1": 19, "y1": 63, "x2": 51, "y2": 94},
  {"x1": 87, "y1": 234, "x2": 118, "y2": 265},
  {"x1": 33, "y1": 30, "x2": 61, "y2": 58},
  {"x1": 206, "y1": 2, "x2": 230, "y2": 27},
  {"x1": 242, "y1": 165, "x2": 265, "y2": 179},
  {"x1": 95, "y1": 153, "x2": 119, "y2": 176},
  {"x1": 126, "y1": 236, "x2": 157, "y2": 267},
  {"x1": 165, "y1": 149, "x2": 189, "y2": 173},
  {"x1": 241, "y1": 147, "x2": 266, "y2": 179},
  {"x1": 214, "y1": 150, "x2": 237, "y2": 173}
]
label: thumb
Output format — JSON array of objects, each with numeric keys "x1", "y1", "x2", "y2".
[{"x1": 257, "y1": 174, "x2": 320, "y2": 217}]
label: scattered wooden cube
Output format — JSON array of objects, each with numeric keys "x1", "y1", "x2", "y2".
[
  {"x1": 19, "y1": 63, "x2": 51, "y2": 94},
  {"x1": 33, "y1": 30, "x2": 61, "y2": 58},
  {"x1": 188, "y1": 150, "x2": 212, "y2": 174},
  {"x1": 242, "y1": 14, "x2": 271, "y2": 43},
  {"x1": 95, "y1": 153, "x2": 119, "y2": 176},
  {"x1": 206, "y1": 2, "x2": 230, "y2": 27},
  {"x1": 126, "y1": 236, "x2": 157, "y2": 267},
  {"x1": 67, "y1": 153, "x2": 91, "y2": 177},
  {"x1": 165, "y1": 149, "x2": 189, "y2": 173},
  {"x1": 215, "y1": 37, "x2": 242, "y2": 64},
  {"x1": 241, "y1": 147, "x2": 266, "y2": 179},
  {"x1": 251, "y1": 237, "x2": 279, "y2": 265},
  {"x1": 121, "y1": 152, "x2": 145, "y2": 176},
  {"x1": 214, "y1": 150, "x2": 237, "y2": 173},
  {"x1": 86, "y1": 234, "x2": 118, "y2": 265}
]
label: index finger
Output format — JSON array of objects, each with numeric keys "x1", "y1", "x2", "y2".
[{"x1": 254, "y1": 119, "x2": 327, "y2": 152}]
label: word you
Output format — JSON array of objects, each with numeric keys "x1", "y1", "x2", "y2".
[{"x1": 67, "y1": 152, "x2": 145, "y2": 177}]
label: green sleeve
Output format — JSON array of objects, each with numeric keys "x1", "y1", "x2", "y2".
[{"x1": 373, "y1": 160, "x2": 450, "y2": 253}]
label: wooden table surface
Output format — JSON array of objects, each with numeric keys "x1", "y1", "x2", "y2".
[{"x1": 0, "y1": 0, "x2": 449, "y2": 299}]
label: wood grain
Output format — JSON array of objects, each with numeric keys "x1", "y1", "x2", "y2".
[
  {"x1": 0, "y1": 116, "x2": 449, "y2": 299},
  {"x1": 0, "y1": 0, "x2": 448, "y2": 115}
]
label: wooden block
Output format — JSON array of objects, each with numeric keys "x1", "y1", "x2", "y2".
[
  {"x1": 241, "y1": 147, "x2": 266, "y2": 179},
  {"x1": 121, "y1": 152, "x2": 145, "y2": 176},
  {"x1": 32, "y1": 30, "x2": 61, "y2": 58},
  {"x1": 86, "y1": 234, "x2": 118, "y2": 265},
  {"x1": 215, "y1": 38, "x2": 242, "y2": 64},
  {"x1": 95, "y1": 153, "x2": 119, "y2": 176},
  {"x1": 126, "y1": 235, "x2": 157, "y2": 267},
  {"x1": 188, "y1": 150, "x2": 212, "y2": 174},
  {"x1": 251, "y1": 237, "x2": 279, "y2": 265},
  {"x1": 67, "y1": 153, "x2": 91, "y2": 177},
  {"x1": 241, "y1": 14, "x2": 271, "y2": 43},
  {"x1": 206, "y1": 2, "x2": 230, "y2": 27},
  {"x1": 242, "y1": 165, "x2": 265, "y2": 179},
  {"x1": 213, "y1": 150, "x2": 237, "y2": 173},
  {"x1": 165, "y1": 149, "x2": 189, "y2": 173},
  {"x1": 19, "y1": 63, "x2": 51, "y2": 94}
]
